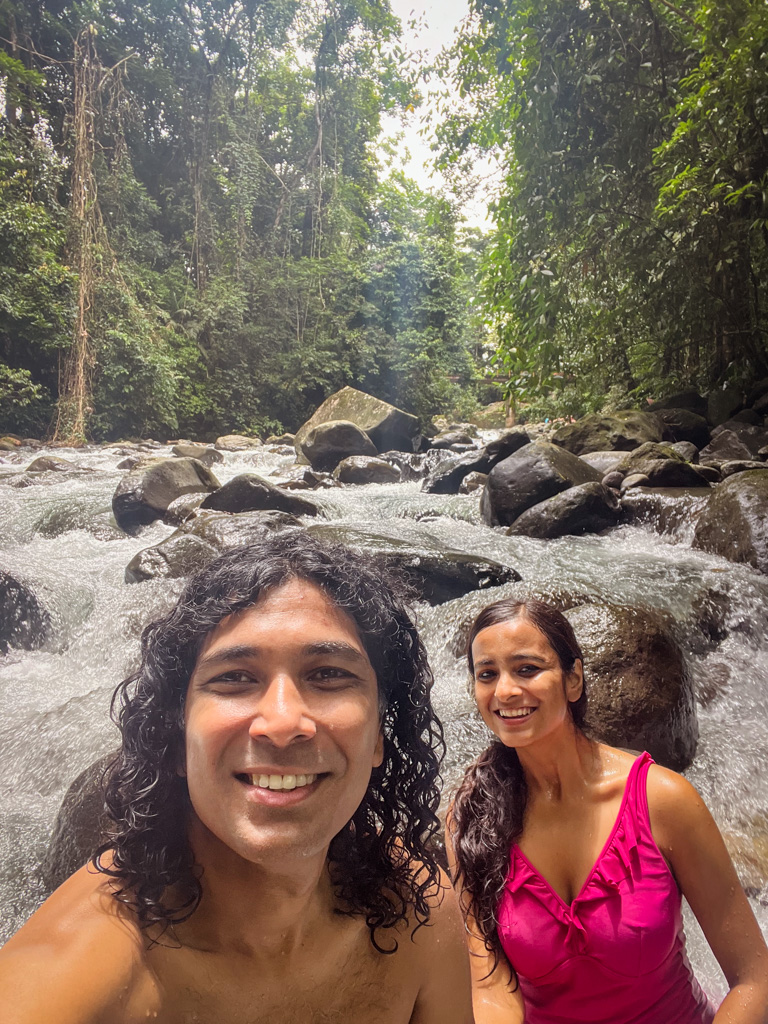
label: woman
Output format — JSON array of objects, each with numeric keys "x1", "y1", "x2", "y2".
[{"x1": 448, "y1": 597, "x2": 768, "y2": 1024}]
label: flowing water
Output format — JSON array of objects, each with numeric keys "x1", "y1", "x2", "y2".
[{"x1": 1, "y1": 440, "x2": 767, "y2": 1001}]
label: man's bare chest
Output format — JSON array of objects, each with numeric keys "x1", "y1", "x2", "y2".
[{"x1": 137, "y1": 934, "x2": 420, "y2": 1024}]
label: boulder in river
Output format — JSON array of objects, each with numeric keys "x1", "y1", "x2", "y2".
[
  {"x1": 654, "y1": 408, "x2": 711, "y2": 448},
  {"x1": 707, "y1": 386, "x2": 743, "y2": 426},
  {"x1": 506, "y1": 482, "x2": 621, "y2": 539},
  {"x1": 306, "y1": 520, "x2": 520, "y2": 604},
  {"x1": 647, "y1": 391, "x2": 707, "y2": 417},
  {"x1": 430, "y1": 430, "x2": 476, "y2": 450},
  {"x1": 565, "y1": 603, "x2": 698, "y2": 770},
  {"x1": 333, "y1": 456, "x2": 400, "y2": 485},
  {"x1": 481, "y1": 440, "x2": 601, "y2": 527},
  {"x1": 692, "y1": 469, "x2": 768, "y2": 573},
  {"x1": 615, "y1": 442, "x2": 708, "y2": 488},
  {"x1": 214, "y1": 434, "x2": 262, "y2": 451},
  {"x1": 26, "y1": 455, "x2": 83, "y2": 473},
  {"x1": 579, "y1": 451, "x2": 626, "y2": 475},
  {"x1": 294, "y1": 386, "x2": 420, "y2": 456},
  {"x1": 200, "y1": 473, "x2": 321, "y2": 517},
  {"x1": 112, "y1": 457, "x2": 221, "y2": 534},
  {"x1": 423, "y1": 430, "x2": 530, "y2": 494},
  {"x1": 698, "y1": 429, "x2": 753, "y2": 465},
  {"x1": 620, "y1": 487, "x2": 711, "y2": 537},
  {"x1": 297, "y1": 420, "x2": 377, "y2": 472},
  {"x1": 172, "y1": 443, "x2": 224, "y2": 467},
  {"x1": 552, "y1": 410, "x2": 663, "y2": 455},
  {"x1": 126, "y1": 509, "x2": 303, "y2": 582},
  {"x1": 460, "y1": 471, "x2": 487, "y2": 494},
  {"x1": 0, "y1": 569, "x2": 51, "y2": 653},
  {"x1": 41, "y1": 753, "x2": 114, "y2": 892}
]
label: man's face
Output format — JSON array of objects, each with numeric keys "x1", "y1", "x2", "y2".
[{"x1": 183, "y1": 579, "x2": 383, "y2": 868}]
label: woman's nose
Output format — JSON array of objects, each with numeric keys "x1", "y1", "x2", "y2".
[
  {"x1": 248, "y1": 676, "x2": 317, "y2": 747},
  {"x1": 495, "y1": 671, "x2": 523, "y2": 700}
]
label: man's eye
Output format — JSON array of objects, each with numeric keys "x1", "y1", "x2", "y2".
[
  {"x1": 310, "y1": 666, "x2": 354, "y2": 683},
  {"x1": 210, "y1": 671, "x2": 254, "y2": 686}
]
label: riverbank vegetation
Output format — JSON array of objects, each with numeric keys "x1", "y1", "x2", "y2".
[{"x1": 1, "y1": 0, "x2": 767, "y2": 442}]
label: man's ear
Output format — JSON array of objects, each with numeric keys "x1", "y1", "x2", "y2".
[
  {"x1": 567, "y1": 659, "x2": 584, "y2": 703},
  {"x1": 372, "y1": 730, "x2": 384, "y2": 769}
]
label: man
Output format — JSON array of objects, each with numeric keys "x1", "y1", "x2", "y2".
[{"x1": 0, "y1": 534, "x2": 472, "y2": 1022}]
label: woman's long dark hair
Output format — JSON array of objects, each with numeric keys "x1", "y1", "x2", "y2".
[
  {"x1": 449, "y1": 597, "x2": 587, "y2": 977},
  {"x1": 94, "y1": 532, "x2": 445, "y2": 949}
]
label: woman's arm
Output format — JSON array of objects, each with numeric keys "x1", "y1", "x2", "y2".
[
  {"x1": 446, "y1": 816, "x2": 526, "y2": 1024},
  {"x1": 648, "y1": 766, "x2": 768, "y2": 1024}
]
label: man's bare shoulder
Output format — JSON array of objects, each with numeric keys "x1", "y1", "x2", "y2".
[
  {"x1": 401, "y1": 867, "x2": 472, "y2": 1024},
  {"x1": 0, "y1": 864, "x2": 156, "y2": 1024}
]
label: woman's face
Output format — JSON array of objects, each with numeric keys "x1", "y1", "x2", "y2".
[{"x1": 471, "y1": 614, "x2": 583, "y2": 750}]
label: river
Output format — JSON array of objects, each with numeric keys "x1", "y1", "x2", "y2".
[{"x1": 1, "y1": 439, "x2": 766, "y2": 1000}]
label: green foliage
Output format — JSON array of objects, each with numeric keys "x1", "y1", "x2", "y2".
[{"x1": 442, "y1": 0, "x2": 768, "y2": 414}]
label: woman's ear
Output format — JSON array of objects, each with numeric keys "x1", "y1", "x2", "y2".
[{"x1": 566, "y1": 659, "x2": 584, "y2": 703}]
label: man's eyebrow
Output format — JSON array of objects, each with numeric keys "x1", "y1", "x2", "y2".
[{"x1": 193, "y1": 640, "x2": 368, "y2": 671}]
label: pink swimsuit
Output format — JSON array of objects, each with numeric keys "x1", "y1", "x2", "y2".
[{"x1": 497, "y1": 752, "x2": 715, "y2": 1024}]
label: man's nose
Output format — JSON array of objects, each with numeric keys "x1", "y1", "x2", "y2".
[{"x1": 248, "y1": 675, "x2": 317, "y2": 746}]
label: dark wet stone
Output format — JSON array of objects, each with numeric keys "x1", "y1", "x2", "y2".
[
  {"x1": 566, "y1": 604, "x2": 698, "y2": 770},
  {"x1": 620, "y1": 487, "x2": 711, "y2": 535},
  {"x1": 297, "y1": 419, "x2": 377, "y2": 472},
  {"x1": 655, "y1": 408, "x2": 710, "y2": 448},
  {"x1": 459, "y1": 471, "x2": 487, "y2": 494},
  {"x1": 692, "y1": 469, "x2": 768, "y2": 573},
  {"x1": 707, "y1": 386, "x2": 743, "y2": 426},
  {"x1": 41, "y1": 753, "x2": 114, "y2": 892},
  {"x1": 423, "y1": 430, "x2": 530, "y2": 495},
  {"x1": 113, "y1": 458, "x2": 221, "y2": 534},
  {"x1": 200, "y1": 474, "x2": 321, "y2": 517},
  {"x1": 333, "y1": 456, "x2": 400, "y2": 485},
  {"x1": 0, "y1": 570, "x2": 51, "y2": 653},
  {"x1": 507, "y1": 482, "x2": 621, "y2": 539},
  {"x1": 648, "y1": 391, "x2": 707, "y2": 417},
  {"x1": 481, "y1": 441, "x2": 600, "y2": 527}
]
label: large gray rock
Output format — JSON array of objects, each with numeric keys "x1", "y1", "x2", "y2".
[
  {"x1": 112, "y1": 458, "x2": 220, "y2": 534},
  {"x1": 214, "y1": 434, "x2": 262, "y2": 451},
  {"x1": 298, "y1": 420, "x2": 377, "y2": 472},
  {"x1": 200, "y1": 474, "x2": 321, "y2": 517},
  {"x1": 41, "y1": 753, "x2": 114, "y2": 892},
  {"x1": 333, "y1": 456, "x2": 400, "y2": 485},
  {"x1": 615, "y1": 442, "x2": 707, "y2": 488},
  {"x1": 566, "y1": 604, "x2": 698, "y2": 770},
  {"x1": 712, "y1": 421, "x2": 768, "y2": 458},
  {"x1": 126, "y1": 510, "x2": 302, "y2": 582},
  {"x1": 692, "y1": 469, "x2": 768, "y2": 573},
  {"x1": 507, "y1": 482, "x2": 621, "y2": 539},
  {"x1": 699, "y1": 429, "x2": 754, "y2": 466},
  {"x1": 423, "y1": 430, "x2": 530, "y2": 494},
  {"x1": 172, "y1": 443, "x2": 224, "y2": 467},
  {"x1": 579, "y1": 451, "x2": 626, "y2": 475},
  {"x1": 295, "y1": 387, "x2": 420, "y2": 456},
  {"x1": 481, "y1": 441, "x2": 601, "y2": 527},
  {"x1": 552, "y1": 410, "x2": 663, "y2": 455},
  {"x1": 306, "y1": 520, "x2": 520, "y2": 605},
  {"x1": 0, "y1": 570, "x2": 50, "y2": 653},
  {"x1": 26, "y1": 455, "x2": 83, "y2": 473}
]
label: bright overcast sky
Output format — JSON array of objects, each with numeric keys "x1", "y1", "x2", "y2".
[{"x1": 379, "y1": 0, "x2": 494, "y2": 230}]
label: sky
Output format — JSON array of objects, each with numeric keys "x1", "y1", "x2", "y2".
[{"x1": 379, "y1": 0, "x2": 495, "y2": 230}]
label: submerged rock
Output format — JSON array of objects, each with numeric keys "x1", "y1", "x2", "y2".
[
  {"x1": 566, "y1": 603, "x2": 698, "y2": 770},
  {"x1": 620, "y1": 488, "x2": 711, "y2": 536},
  {"x1": 200, "y1": 473, "x2": 321, "y2": 517},
  {"x1": 41, "y1": 753, "x2": 114, "y2": 892},
  {"x1": 333, "y1": 456, "x2": 400, "y2": 485},
  {"x1": 423, "y1": 430, "x2": 530, "y2": 495},
  {"x1": 26, "y1": 455, "x2": 84, "y2": 473},
  {"x1": 481, "y1": 441, "x2": 600, "y2": 527},
  {"x1": 506, "y1": 482, "x2": 621, "y2": 539},
  {"x1": 126, "y1": 510, "x2": 302, "y2": 582},
  {"x1": 297, "y1": 420, "x2": 377, "y2": 472},
  {"x1": 692, "y1": 469, "x2": 768, "y2": 573},
  {"x1": 306, "y1": 520, "x2": 520, "y2": 605},
  {"x1": 113, "y1": 457, "x2": 220, "y2": 534},
  {"x1": 0, "y1": 569, "x2": 51, "y2": 653},
  {"x1": 294, "y1": 386, "x2": 420, "y2": 456},
  {"x1": 171, "y1": 443, "x2": 224, "y2": 467},
  {"x1": 552, "y1": 410, "x2": 663, "y2": 455}
]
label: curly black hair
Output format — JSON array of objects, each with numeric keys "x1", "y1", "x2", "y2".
[
  {"x1": 449, "y1": 597, "x2": 587, "y2": 980},
  {"x1": 94, "y1": 532, "x2": 445, "y2": 950}
]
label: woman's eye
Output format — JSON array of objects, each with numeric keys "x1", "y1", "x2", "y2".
[
  {"x1": 518, "y1": 665, "x2": 538, "y2": 676},
  {"x1": 475, "y1": 670, "x2": 496, "y2": 682}
]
